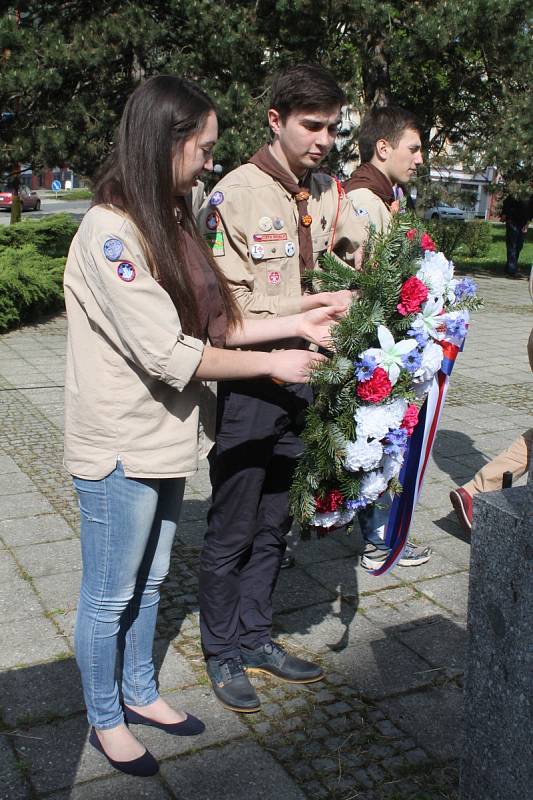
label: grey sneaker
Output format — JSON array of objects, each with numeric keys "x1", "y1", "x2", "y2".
[
  {"x1": 361, "y1": 539, "x2": 431, "y2": 569},
  {"x1": 398, "y1": 540, "x2": 432, "y2": 567}
]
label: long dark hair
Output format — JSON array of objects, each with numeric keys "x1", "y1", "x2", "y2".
[{"x1": 93, "y1": 75, "x2": 240, "y2": 338}]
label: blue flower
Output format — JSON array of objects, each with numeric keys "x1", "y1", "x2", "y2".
[
  {"x1": 407, "y1": 325, "x2": 429, "y2": 348},
  {"x1": 354, "y1": 353, "x2": 377, "y2": 381},
  {"x1": 383, "y1": 428, "x2": 408, "y2": 457},
  {"x1": 445, "y1": 315, "x2": 468, "y2": 339},
  {"x1": 345, "y1": 497, "x2": 369, "y2": 511},
  {"x1": 402, "y1": 348, "x2": 423, "y2": 373},
  {"x1": 454, "y1": 278, "x2": 477, "y2": 300}
]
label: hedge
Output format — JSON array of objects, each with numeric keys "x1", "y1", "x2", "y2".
[
  {"x1": 0, "y1": 213, "x2": 79, "y2": 258},
  {"x1": 0, "y1": 214, "x2": 79, "y2": 332}
]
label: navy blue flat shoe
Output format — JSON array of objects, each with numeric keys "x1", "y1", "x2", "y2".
[
  {"x1": 123, "y1": 705, "x2": 205, "y2": 736},
  {"x1": 88, "y1": 727, "x2": 159, "y2": 777}
]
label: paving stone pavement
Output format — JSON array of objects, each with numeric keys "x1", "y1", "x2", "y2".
[{"x1": 0, "y1": 271, "x2": 531, "y2": 800}]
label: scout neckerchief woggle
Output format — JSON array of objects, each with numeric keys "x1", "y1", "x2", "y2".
[{"x1": 248, "y1": 144, "x2": 314, "y2": 277}]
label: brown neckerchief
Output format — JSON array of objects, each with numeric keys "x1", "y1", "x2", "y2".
[
  {"x1": 248, "y1": 144, "x2": 313, "y2": 276},
  {"x1": 181, "y1": 228, "x2": 227, "y2": 348},
  {"x1": 343, "y1": 162, "x2": 394, "y2": 209}
]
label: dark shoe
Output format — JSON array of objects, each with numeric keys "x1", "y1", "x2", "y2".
[
  {"x1": 123, "y1": 705, "x2": 205, "y2": 736},
  {"x1": 449, "y1": 487, "x2": 473, "y2": 533},
  {"x1": 280, "y1": 554, "x2": 296, "y2": 569},
  {"x1": 241, "y1": 641, "x2": 323, "y2": 683},
  {"x1": 206, "y1": 656, "x2": 260, "y2": 713},
  {"x1": 88, "y1": 727, "x2": 159, "y2": 777}
]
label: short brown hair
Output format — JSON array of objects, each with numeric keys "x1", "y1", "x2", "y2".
[
  {"x1": 358, "y1": 105, "x2": 422, "y2": 163},
  {"x1": 270, "y1": 64, "x2": 345, "y2": 121}
]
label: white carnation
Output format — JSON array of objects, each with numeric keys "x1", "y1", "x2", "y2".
[
  {"x1": 344, "y1": 437, "x2": 383, "y2": 472},
  {"x1": 413, "y1": 340, "x2": 443, "y2": 383},
  {"x1": 360, "y1": 470, "x2": 388, "y2": 502},
  {"x1": 310, "y1": 509, "x2": 355, "y2": 529},
  {"x1": 355, "y1": 398, "x2": 408, "y2": 440}
]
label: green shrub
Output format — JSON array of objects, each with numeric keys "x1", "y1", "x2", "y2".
[
  {"x1": 0, "y1": 244, "x2": 65, "y2": 331},
  {"x1": 0, "y1": 213, "x2": 78, "y2": 258},
  {"x1": 425, "y1": 219, "x2": 468, "y2": 259},
  {"x1": 462, "y1": 220, "x2": 492, "y2": 257}
]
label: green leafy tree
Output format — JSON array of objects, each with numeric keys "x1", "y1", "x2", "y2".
[{"x1": 0, "y1": 0, "x2": 531, "y2": 193}]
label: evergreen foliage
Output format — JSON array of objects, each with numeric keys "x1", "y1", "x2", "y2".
[
  {"x1": 0, "y1": 244, "x2": 65, "y2": 331},
  {"x1": 1, "y1": 2, "x2": 530, "y2": 192}
]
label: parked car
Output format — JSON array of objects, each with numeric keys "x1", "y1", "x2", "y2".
[
  {"x1": 423, "y1": 203, "x2": 465, "y2": 221},
  {"x1": 0, "y1": 184, "x2": 41, "y2": 211}
]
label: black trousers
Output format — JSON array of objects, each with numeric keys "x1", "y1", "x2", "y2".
[
  {"x1": 199, "y1": 380, "x2": 311, "y2": 660},
  {"x1": 505, "y1": 221, "x2": 525, "y2": 274}
]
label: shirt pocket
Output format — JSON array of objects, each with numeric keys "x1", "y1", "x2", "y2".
[
  {"x1": 312, "y1": 231, "x2": 332, "y2": 264},
  {"x1": 250, "y1": 241, "x2": 288, "y2": 295}
]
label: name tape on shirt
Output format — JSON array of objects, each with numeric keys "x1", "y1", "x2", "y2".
[{"x1": 252, "y1": 232, "x2": 288, "y2": 243}]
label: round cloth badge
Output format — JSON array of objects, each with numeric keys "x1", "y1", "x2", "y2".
[
  {"x1": 273, "y1": 217, "x2": 284, "y2": 230},
  {"x1": 205, "y1": 211, "x2": 219, "y2": 231},
  {"x1": 259, "y1": 216, "x2": 273, "y2": 232},
  {"x1": 103, "y1": 238, "x2": 124, "y2": 261},
  {"x1": 250, "y1": 243, "x2": 265, "y2": 260},
  {"x1": 301, "y1": 214, "x2": 313, "y2": 227},
  {"x1": 285, "y1": 241, "x2": 296, "y2": 257},
  {"x1": 116, "y1": 261, "x2": 136, "y2": 282},
  {"x1": 209, "y1": 190, "x2": 224, "y2": 207},
  {"x1": 268, "y1": 271, "x2": 281, "y2": 285}
]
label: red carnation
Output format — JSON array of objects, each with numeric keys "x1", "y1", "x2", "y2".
[
  {"x1": 356, "y1": 367, "x2": 393, "y2": 403},
  {"x1": 401, "y1": 404, "x2": 419, "y2": 436},
  {"x1": 420, "y1": 233, "x2": 437, "y2": 252},
  {"x1": 315, "y1": 489, "x2": 345, "y2": 513},
  {"x1": 406, "y1": 228, "x2": 417, "y2": 241},
  {"x1": 397, "y1": 276, "x2": 429, "y2": 316}
]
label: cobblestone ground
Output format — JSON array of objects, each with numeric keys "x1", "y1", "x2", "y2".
[{"x1": 0, "y1": 270, "x2": 531, "y2": 800}]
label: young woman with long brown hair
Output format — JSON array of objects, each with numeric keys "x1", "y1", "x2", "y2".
[{"x1": 64, "y1": 75, "x2": 348, "y2": 777}]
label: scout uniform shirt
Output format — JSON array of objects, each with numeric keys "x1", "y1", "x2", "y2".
[
  {"x1": 346, "y1": 187, "x2": 391, "y2": 233},
  {"x1": 197, "y1": 161, "x2": 367, "y2": 321},
  {"x1": 63, "y1": 204, "x2": 214, "y2": 480}
]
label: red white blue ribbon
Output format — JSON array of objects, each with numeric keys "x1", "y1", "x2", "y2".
[{"x1": 368, "y1": 337, "x2": 462, "y2": 576}]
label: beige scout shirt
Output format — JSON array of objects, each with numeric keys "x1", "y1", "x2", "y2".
[
  {"x1": 197, "y1": 163, "x2": 367, "y2": 320},
  {"x1": 346, "y1": 187, "x2": 391, "y2": 233},
  {"x1": 64, "y1": 204, "x2": 213, "y2": 480}
]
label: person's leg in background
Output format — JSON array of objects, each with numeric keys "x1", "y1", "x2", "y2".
[{"x1": 450, "y1": 429, "x2": 532, "y2": 533}]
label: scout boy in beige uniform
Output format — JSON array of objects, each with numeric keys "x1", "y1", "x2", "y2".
[
  {"x1": 342, "y1": 105, "x2": 432, "y2": 571},
  {"x1": 197, "y1": 64, "x2": 367, "y2": 714},
  {"x1": 344, "y1": 105, "x2": 423, "y2": 233}
]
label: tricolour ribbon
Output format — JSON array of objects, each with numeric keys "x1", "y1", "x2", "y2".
[{"x1": 367, "y1": 336, "x2": 463, "y2": 576}]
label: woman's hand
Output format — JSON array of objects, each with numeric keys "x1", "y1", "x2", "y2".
[
  {"x1": 268, "y1": 350, "x2": 327, "y2": 384},
  {"x1": 297, "y1": 305, "x2": 346, "y2": 348}
]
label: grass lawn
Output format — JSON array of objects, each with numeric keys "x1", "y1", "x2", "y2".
[
  {"x1": 54, "y1": 188, "x2": 93, "y2": 201},
  {"x1": 454, "y1": 222, "x2": 533, "y2": 278}
]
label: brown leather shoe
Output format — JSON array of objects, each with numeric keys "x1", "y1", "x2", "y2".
[{"x1": 449, "y1": 487, "x2": 473, "y2": 533}]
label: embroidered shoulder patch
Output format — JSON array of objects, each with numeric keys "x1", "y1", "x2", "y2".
[
  {"x1": 103, "y1": 238, "x2": 124, "y2": 261},
  {"x1": 205, "y1": 231, "x2": 225, "y2": 257},
  {"x1": 116, "y1": 261, "x2": 136, "y2": 282}
]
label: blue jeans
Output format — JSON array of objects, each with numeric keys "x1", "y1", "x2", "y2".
[
  {"x1": 357, "y1": 493, "x2": 392, "y2": 547},
  {"x1": 74, "y1": 462, "x2": 185, "y2": 729}
]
